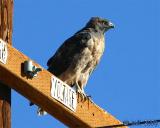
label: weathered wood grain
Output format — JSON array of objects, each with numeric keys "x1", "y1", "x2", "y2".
[{"x1": 0, "y1": 0, "x2": 13, "y2": 128}]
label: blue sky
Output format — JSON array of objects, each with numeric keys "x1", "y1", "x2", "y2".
[{"x1": 12, "y1": 0, "x2": 159, "y2": 127}]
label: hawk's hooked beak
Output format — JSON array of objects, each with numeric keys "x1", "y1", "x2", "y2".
[{"x1": 108, "y1": 21, "x2": 115, "y2": 28}]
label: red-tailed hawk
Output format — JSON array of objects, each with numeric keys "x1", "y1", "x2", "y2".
[{"x1": 47, "y1": 17, "x2": 114, "y2": 99}]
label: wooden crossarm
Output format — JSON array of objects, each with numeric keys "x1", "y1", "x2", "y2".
[{"x1": 0, "y1": 42, "x2": 127, "y2": 128}]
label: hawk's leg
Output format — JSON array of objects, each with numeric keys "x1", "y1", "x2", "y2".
[
  {"x1": 75, "y1": 82, "x2": 88, "y2": 101},
  {"x1": 81, "y1": 88, "x2": 92, "y2": 100}
]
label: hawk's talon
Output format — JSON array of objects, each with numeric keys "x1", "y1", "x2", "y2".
[{"x1": 77, "y1": 89, "x2": 91, "y2": 102}]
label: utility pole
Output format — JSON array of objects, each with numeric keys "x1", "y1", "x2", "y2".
[{"x1": 0, "y1": 0, "x2": 13, "y2": 128}]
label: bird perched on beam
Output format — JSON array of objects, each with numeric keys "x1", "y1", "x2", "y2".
[
  {"x1": 47, "y1": 17, "x2": 114, "y2": 99},
  {"x1": 32, "y1": 17, "x2": 114, "y2": 116}
]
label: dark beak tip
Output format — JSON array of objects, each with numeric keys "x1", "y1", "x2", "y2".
[{"x1": 111, "y1": 25, "x2": 115, "y2": 28}]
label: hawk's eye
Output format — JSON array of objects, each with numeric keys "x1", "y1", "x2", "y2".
[{"x1": 102, "y1": 21, "x2": 107, "y2": 25}]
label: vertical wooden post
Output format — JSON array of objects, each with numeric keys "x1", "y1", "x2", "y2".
[{"x1": 0, "y1": 0, "x2": 13, "y2": 128}]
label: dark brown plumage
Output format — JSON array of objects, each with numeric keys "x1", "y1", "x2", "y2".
[{"x1": 47, "y1": 17, "x2": 114, "y2": 97}]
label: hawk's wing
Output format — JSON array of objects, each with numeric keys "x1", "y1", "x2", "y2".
[{"x1": 47, "y1": 31, "x2": 91, "y2": 76}]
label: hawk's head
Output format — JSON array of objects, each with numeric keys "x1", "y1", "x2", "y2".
[{"x1": 86, "y1": 17, "x2": 115, "y2": 33}]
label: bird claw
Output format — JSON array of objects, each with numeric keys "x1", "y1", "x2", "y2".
[{"x1": 77, "y1": 89, "x2": 91, "y2": 102}]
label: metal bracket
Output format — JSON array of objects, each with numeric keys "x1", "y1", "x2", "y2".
[{"x1": 24, "y1": 60, "x2": 42, "y2": 78}]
